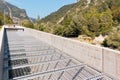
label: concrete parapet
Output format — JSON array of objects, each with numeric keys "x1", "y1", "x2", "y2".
[
  {"x1": 103, "y1": 48, "x2": 120, "y2": 79},
  {"x1": 24, "y1": 27, "x2": 120, "y2": 79},
  {"x1": 0, "y1": 26, "x2": 5, "y2": 80}
]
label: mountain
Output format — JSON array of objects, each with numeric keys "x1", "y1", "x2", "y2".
[
  {"x1": 40, "y1": 0, "x2": 120, "y2": 50},
  {"x1": 42, "y1": 0, "x2": 102, "y2": 23},
  {"x1": 41, "y1": 0, "x2": 120, "y2": 35},
  {"x1": 0, "y1": 0, "x2": 29, "y2": 24},
  {"x1": 29, "y1": 17, "x2": 36, "y2": 23},
  {"x1": 42, "y1": 0, "x2": 120, "y2": 24},
  {"x1": 42, "y1": 3, "x2": 75, "y2": 23}
]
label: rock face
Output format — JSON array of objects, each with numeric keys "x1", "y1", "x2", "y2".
[{"x1": 0, "y1": 0, "x2": 29, "y2": 24}]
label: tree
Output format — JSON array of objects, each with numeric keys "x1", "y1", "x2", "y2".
[
  {"x1": 99, "y1": 9, "x2": 113, "y2": 35},
  {"x1": 88, "y1": 16, "x2": 99, "y2": 32},
  {"x1": 39, "y1": 25, "x2": 45, "y2": 31},
  {"x1": 21, "y1": 19, "x2": 34, "y2": 28},
  {"x1": 0, "y1": 12, "x2": 4, "y2": 26},
  {"x1": 63, "y1": 25, "x2": 80, "y2": 37},
  {"x1": 36, "y1": 16, "x2": 41, "y2": 24},
  {"x1": 71, "y1": 14, "x2": 87, "y2": 33},
  {"x1": 79, "y1": 0, "x2": 88, "y2": 6},
  {"x1": 34, "y1": 16, "x2": 41, "y2": 30},
  {"x1": 103, "y1": 26, "x2": 120, "y2": 50},
  {"x1": 112, "y1": 7, "x2": 120, "y2": 22},
  {"x1": 105, "y1": 0, "x2": 120, "y2": 9},
  {"x1": 83, "y1": 7, "x2": 113, "y2": 37},
  {"x1": 53, "y1": 24, "x2": 64, "y2": 36},
  {"x1": 0, "y1": 12, "x2": 13, "y2": 25},
  {"x1": 97, "y1": 3, "x2": 109, "y2": 13},
  {"x1": 5, "y1": 15, "x2": 13, "y2": 24}
]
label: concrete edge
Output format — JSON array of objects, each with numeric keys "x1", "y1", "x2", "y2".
[
  {"x1": 24, "y1": 27, "x2": 120, "y2": 54},
  {"x1": 0, "y1": 26, "x2": 5, "y2": 80},
  {"x1": 1, "y1": 26, "x2": 120, "y2": 79}
]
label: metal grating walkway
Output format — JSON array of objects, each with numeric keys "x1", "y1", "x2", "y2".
[{"x1": 3, "y1": 29, "x2": 115, "y2": 80}]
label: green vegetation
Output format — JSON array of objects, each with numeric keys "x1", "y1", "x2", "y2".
[
  {"x1": 19, "y1": 0, "x2": 120, "y2": 50},
  {"x1": 41, "y1": 0, "x2": 115, "y2": 37},
  {"x1": 0, "y1": 12, "x2": 13, "y2": 26},
  {"x1": 34, "y1": 16, "x2": 42, "y2": 30},
  {"x1": 42, "y1": 4, "x2": 75, "y2": 23},
  {"x1": 41, "y1": 0, "x2": 120, "y2": 50},
  {"x1": 21, "y1": 19, "x2": 34, "y2": 29},
  {"x1": 0, "y1": 28, "x2": 1, "y2": 30},
  {"x1": 103, "y1": 26, "x2": 120, "y2": 50}
]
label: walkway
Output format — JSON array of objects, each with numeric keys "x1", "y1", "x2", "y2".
[{"x1": 3, "y1": 29, "x2": 114, "y2": 80}]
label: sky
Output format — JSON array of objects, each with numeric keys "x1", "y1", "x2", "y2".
[{"x1": 6, "y1": 0, "x2": 76, "y2": 19}]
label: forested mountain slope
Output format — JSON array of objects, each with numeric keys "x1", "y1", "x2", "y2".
[{"x1": 39, "y1": 0, "x2": 120, "y2": 50}]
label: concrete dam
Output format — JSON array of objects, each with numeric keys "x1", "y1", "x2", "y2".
[{"x1": 0, "y1": 26, "x2": 120, "y2": 80}]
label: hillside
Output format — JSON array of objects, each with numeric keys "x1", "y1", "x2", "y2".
[
  {"x1": 41, "y1": 0, "x2": 120, "y2": 35},
  {"x1": 0, "y1": 12, "x2": 13, "y2": 26},
  {"x1": 42, "y1": 3, "x2": 75, "y2": 23},
  {"x1": 39, "y1": 0, "x2": 120, "y2": 50},
  {"x1": 0, "y1": 0, "x2": 29, "y2": 24}
]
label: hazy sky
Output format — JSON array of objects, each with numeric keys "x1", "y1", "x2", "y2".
[{"x1": 6, "y1": 0, "x2": 76, "y2": 19}]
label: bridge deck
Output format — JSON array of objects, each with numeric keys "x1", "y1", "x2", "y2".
[{"x1": 3, "y1": 29, "x2": 115, "y2": 80}]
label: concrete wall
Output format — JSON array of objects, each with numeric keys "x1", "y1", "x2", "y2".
[
  {"x1": 24, "y1": 27, "x2": 120, "y2": 79},
  {"x1": 0, "y1": 26, "x2": 5, "y2": 80}
]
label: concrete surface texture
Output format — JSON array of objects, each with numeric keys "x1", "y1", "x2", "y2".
[
  {"x1": 0, "y1": 26, "x2": 4, "y2": 80},
  {"x1": 3, "y1": 27, "x2": 112, "y2": 80},
  {"x1": 24, "y1": 27, "x2": 120, "y2": 79}
]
